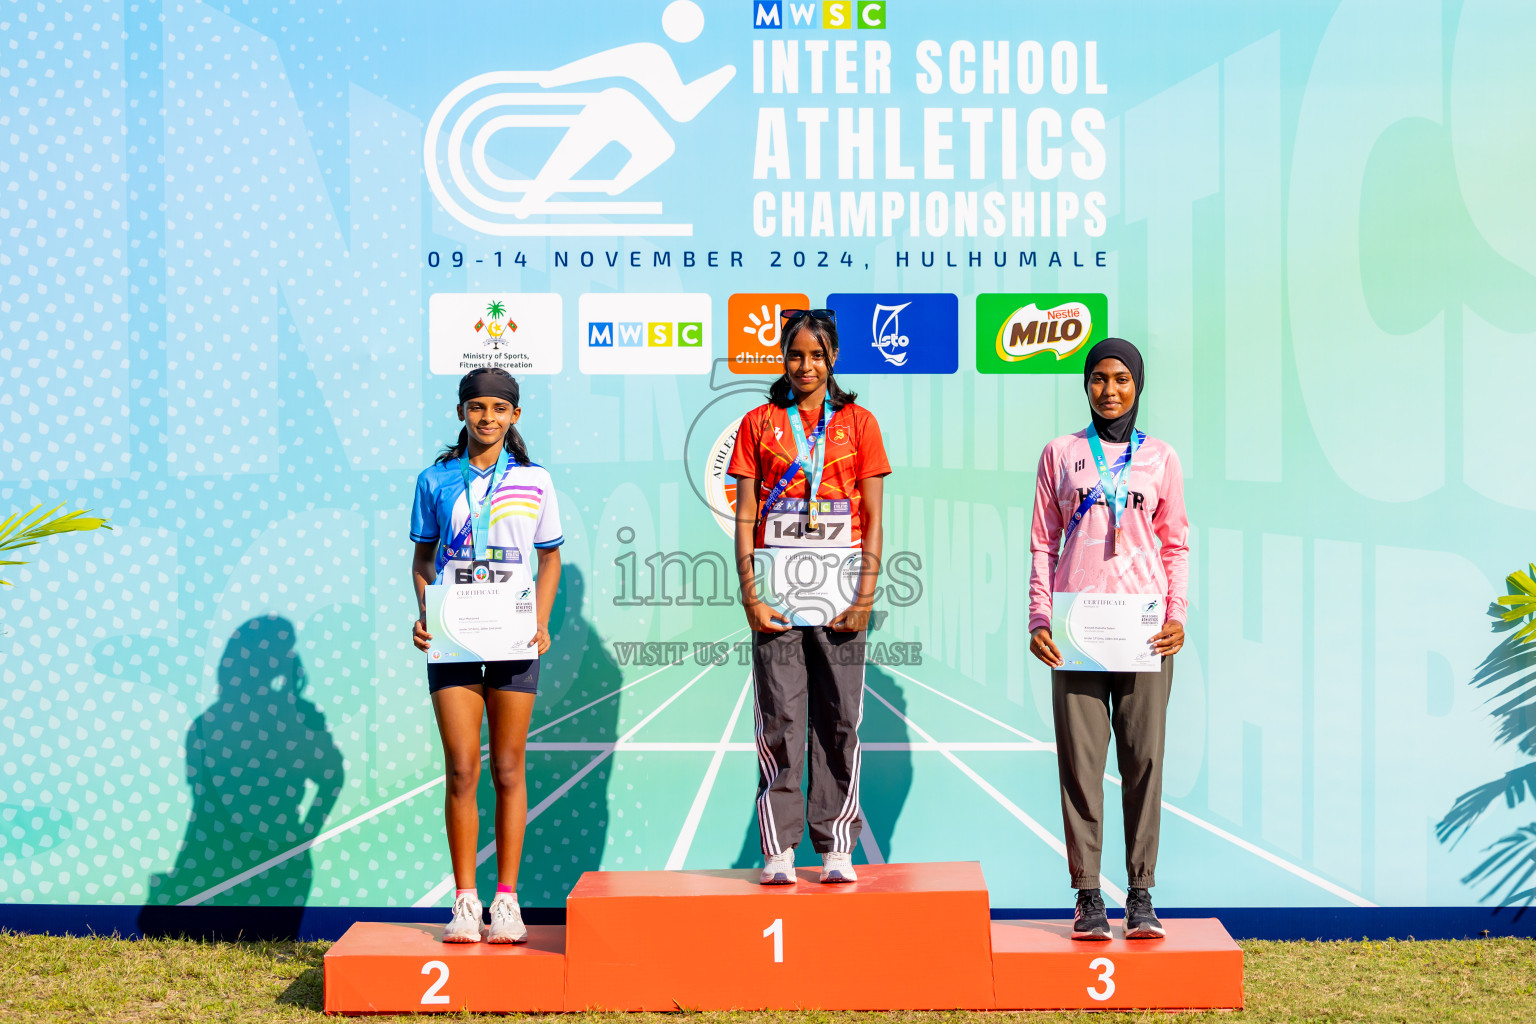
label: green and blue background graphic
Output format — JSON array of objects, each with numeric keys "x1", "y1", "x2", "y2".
[{"x1": 2, "y1": 0, "x2": 1534, "y2": 929}]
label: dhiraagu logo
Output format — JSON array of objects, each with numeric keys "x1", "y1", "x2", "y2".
[
  {"x1": 579, "y1": 292, "x2": 712, "y2": 375},
  {"x1": 975, "y1": 293, "x2": 1108, "y2": 375}
]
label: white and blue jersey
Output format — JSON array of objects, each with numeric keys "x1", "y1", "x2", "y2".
[{"x1": 410, "y1": 457, "x2": 563, "y2": 586}]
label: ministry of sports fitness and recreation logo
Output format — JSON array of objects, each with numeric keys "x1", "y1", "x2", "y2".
[
  {"x1": 472, "y1": 299, "x2": 518, "y2": 352},
  {"x1": 428, "y1": 292, "x2": 564, "y2": 375},
  {"x1": 423, "y1": 1, "x2": 734, "y2": 238},
  {"x1": 974, "y1": 293, "x2": 1109, "y2": 375}
]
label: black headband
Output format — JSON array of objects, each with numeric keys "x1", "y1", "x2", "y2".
[{"x1": 458, "y1": 368, "x2": 519, "y2": 405}]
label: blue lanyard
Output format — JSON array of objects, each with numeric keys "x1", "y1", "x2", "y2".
[
  {"x1": 1084, "y1": 424, "x2": 1141, "y2": 550},
  {"x1": 760, "y1": 397, "x2": 833, "y2": 528},
  {"x1": 458, "y1": 445, "x2": 509, "y2": 561}
]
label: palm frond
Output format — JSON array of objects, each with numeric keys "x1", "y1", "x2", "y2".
[
  {"x1": 1463, "y1": 824, "x2": 1536, "y2": 907},
  {"x1": 0, "y1": 504, "x2": 113, "y2": 586},
  {"x1": 1438, "y1": 764, "x2": 1536, "y2": 843}
]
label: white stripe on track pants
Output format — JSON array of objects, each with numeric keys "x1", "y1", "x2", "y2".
[{"x1": 751, "y1": 625, "x2": 866, "y2": 856}]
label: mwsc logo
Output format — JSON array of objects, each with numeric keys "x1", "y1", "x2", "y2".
[
  {"x1": 424, "y1": 1, "x2": 734, "y2": 238},
  {"x1": 578, "y1": 293, "x2": 713, "y2": 375},
  {"x1": 754, "y1": 1, "x2": 887, "y2": 29}
]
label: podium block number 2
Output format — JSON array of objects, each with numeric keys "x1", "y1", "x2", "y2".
[
  {"x1": 763, "y1": 918, "x2": 784, "y2": 963},
  {"x1": 1086, "y1": 957, "x2": 1115, "y2": 1001},
  {"x1": 421, "y1": 960, "x2": 450, "y2": 1005}
]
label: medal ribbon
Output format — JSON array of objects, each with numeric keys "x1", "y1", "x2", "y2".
[
  {"x1": 458, "y1": 445, "x2": 510, "y2": 562},
  {"x1": 759, "y1": 397, "x2": 833, "y2": 530},
  {"x1": 1063, "y1": 426, "x2": 1145, "y2": 548}
]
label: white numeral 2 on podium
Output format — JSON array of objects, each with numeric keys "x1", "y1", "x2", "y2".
[
  {"x1": 421, "y1": 960, "x2": 450, "y2": 1005},
  {"x1": 1086, "y1": 956, "x2": 1115, "y2": 1001},
  {"x1": 762, "y1": 918, "x2": 784, "y2": 963}
]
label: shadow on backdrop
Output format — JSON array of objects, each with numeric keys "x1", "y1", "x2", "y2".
[
  {"x1": 733, "y1": 662, "x2": 912, "y2": 870},
  {"x1": 1436, "y1": 579, "x2": 1536, "y2": 914},
  {"x1": 140, "y1": 615, "x2": 342, "y2": 937},
  {"x1": 502, "y1": 565, "x2": 623, "y2": 905}
]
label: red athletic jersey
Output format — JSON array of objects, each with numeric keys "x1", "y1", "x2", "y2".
[{"x1": 727, "y1": 401, "x2": 892, "y2": 548}]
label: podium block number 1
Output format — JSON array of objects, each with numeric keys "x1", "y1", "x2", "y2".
[
  {"x1": 763, "y1": 918, "x2": 784, "y2": 963},
  {"x1": 421, "y1": 960, "x2": 451, "y2": 1005},
  {"x1": 1086, "y1": 957, "x2": 1115, "y2": 1001}
]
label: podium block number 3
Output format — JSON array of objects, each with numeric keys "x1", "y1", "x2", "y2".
[
  {"x1": 1086, "y1": 957, "x2": 1115, "y2": 1001},
  {"x1": 421, "y1": 960, "x2": 451, "y2": 1005},
  {"x1": 763, "y1": 918, "x2": 784, "y2": 963}
]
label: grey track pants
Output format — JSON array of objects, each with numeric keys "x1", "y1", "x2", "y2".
[
  {"x1": 752, "y1": 626, "x2": 867, "y2": 856},
  {"x1": 1052, "y1": 656, "x2": 1173, "y2": 890}
]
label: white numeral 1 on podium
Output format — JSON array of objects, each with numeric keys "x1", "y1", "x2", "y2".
[
  {"x1": 1086, "y1": 956, "x2": 1115, "y2": 1001},
  {"x1": 763, "y1": 918, "x2": 784, "y2": 963},
  {"x1": 421, "y1": 960, "x2": 450, "y2": 1005}
]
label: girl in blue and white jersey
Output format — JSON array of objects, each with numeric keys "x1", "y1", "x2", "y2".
[{"x1": 410, "y1": 367, "x2": 563, "y2": 943}]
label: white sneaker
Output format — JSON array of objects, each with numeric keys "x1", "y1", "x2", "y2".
[
  {"x1": 486, "y1": 892, "x2": 528, "y2": 944},
  {"x1": 441, "y1": 892, "x2": 484, "y2": 943},
  {"x1": 759, "y1": 848, "x2": 796, "y2": 885},
  {"x1": 820, "y1": 851, "x2": 857, "y2": 883}
]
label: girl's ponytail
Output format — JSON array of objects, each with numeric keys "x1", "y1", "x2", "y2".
[
  {"x1": 504, "y1": 425, "x2": 530, "y2": 466},
  {"x1": 435, "y1": 426, "x2": 471, "y2": 465}
]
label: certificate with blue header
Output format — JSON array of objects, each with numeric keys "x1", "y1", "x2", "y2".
[
  {"x1": 1051, "y1": 592, "x2": 1163, "y2": 673},
  {"x1": 425, "y1": 582, "x2": 537, "y2": 663}
]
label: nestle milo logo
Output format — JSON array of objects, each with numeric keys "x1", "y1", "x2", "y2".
[{"x1": 975, "y1": 293, "x2": 1109, "y2": 375}]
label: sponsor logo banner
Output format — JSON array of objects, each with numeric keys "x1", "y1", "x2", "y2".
[
  {"x1": 727, "y1": 292, "x2": 809, "y2": 375},
  {"x1": 579, "y1": 292, "x2": 712, "y2": 375},
  {"x1": 753, "y1": 0, "x2": 888, "y2": 29},
  {"x1": 974, "y1": 292, "x2": 1108, "y2": 375},
  {"x1": 429, "y1": 292, "x2": 563, "y2": 375},
  {"x1": 823, "y1": 292, "x2": 958, "y2": 374}
]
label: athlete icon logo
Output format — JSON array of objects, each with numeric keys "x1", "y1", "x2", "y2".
[
  {"x1": 871, "y1": 302, "x2": 912, "y2": 367},
  {"x1": 424, "y1": 1, "x2": 735, "y2": 237}
]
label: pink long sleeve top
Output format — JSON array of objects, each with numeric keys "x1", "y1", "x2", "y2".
[{"x1": 1028, "y1": 429, "x2": 1190, "y2": 634}]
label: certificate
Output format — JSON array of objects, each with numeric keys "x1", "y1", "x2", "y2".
[
  {"x1": 753, "y1": 547, "x2": 864, "y2": 627},
  {"x1": 425, "y1": 582, "x2": 537, "y2": 663},
  {"x1": 1051, "y1": 591, "x2": 1164, "y2": 673}
]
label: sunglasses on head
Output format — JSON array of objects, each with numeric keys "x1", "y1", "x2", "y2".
[{"x1": 780, "y1": 308, "x2": 837, "y2": 325}]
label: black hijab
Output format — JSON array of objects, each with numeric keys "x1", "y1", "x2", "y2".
[{"x1": 1083, "y1": 337, "x2": 1144, "y2": 443}]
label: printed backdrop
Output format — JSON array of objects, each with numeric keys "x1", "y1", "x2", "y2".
[{"x1": 2, "y1": 0, "x2": 1534, "y2": 916}]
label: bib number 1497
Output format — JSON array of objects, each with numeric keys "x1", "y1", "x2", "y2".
[{"x1": 768, "y1": 519, "x2": 844, "y2": 542}]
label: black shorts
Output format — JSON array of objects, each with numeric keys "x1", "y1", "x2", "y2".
[{"x1": 427, "y1": 657, "x2": 540, "y2": 695}]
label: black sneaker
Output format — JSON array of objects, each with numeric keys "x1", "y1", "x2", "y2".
[
  {"x1": 1072, "y1": 888, "x2": 1111, "y2": 941},
  {"x1": 1123, "y1": 886, "x2": 1166, "y2": 939}
]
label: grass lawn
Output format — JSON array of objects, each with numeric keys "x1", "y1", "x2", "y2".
[{"x1": 2, "y1": 932, "x2": 1534, "y2": 1023}]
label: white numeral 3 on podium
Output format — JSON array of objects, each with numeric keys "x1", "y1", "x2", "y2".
[
  {"x1": 763, "y1": 918, "x2": 784, "y2": 963},
  {"x1": 421, "y1": 960, "x2": 451, "y2": 1005},
  {"x1": 1086, "y1": 956, "x2": 1115, "y2": 1001}
]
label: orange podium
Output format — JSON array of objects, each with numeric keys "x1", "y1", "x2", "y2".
[
  {"x1": 991, "y1": 918, "x2": 1244, "y2": 1010},
  {"x1": 563, "y1": 862, "x2": 995, "y2": 1010},
  {"x1": 323, "y1": 922, "x2": 567, "y2": 1014},
  {"x1": 323, "y1": 863, "x2": 1244, "y2": 1013}
]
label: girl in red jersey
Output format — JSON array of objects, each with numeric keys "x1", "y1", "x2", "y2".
[{"x1": 727, "y1": 309, "x2": 891, "y2": 884}]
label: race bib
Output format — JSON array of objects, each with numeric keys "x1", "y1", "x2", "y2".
[{"x1": 762, "y1": 497, "x2": 853, "y2": 548}]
